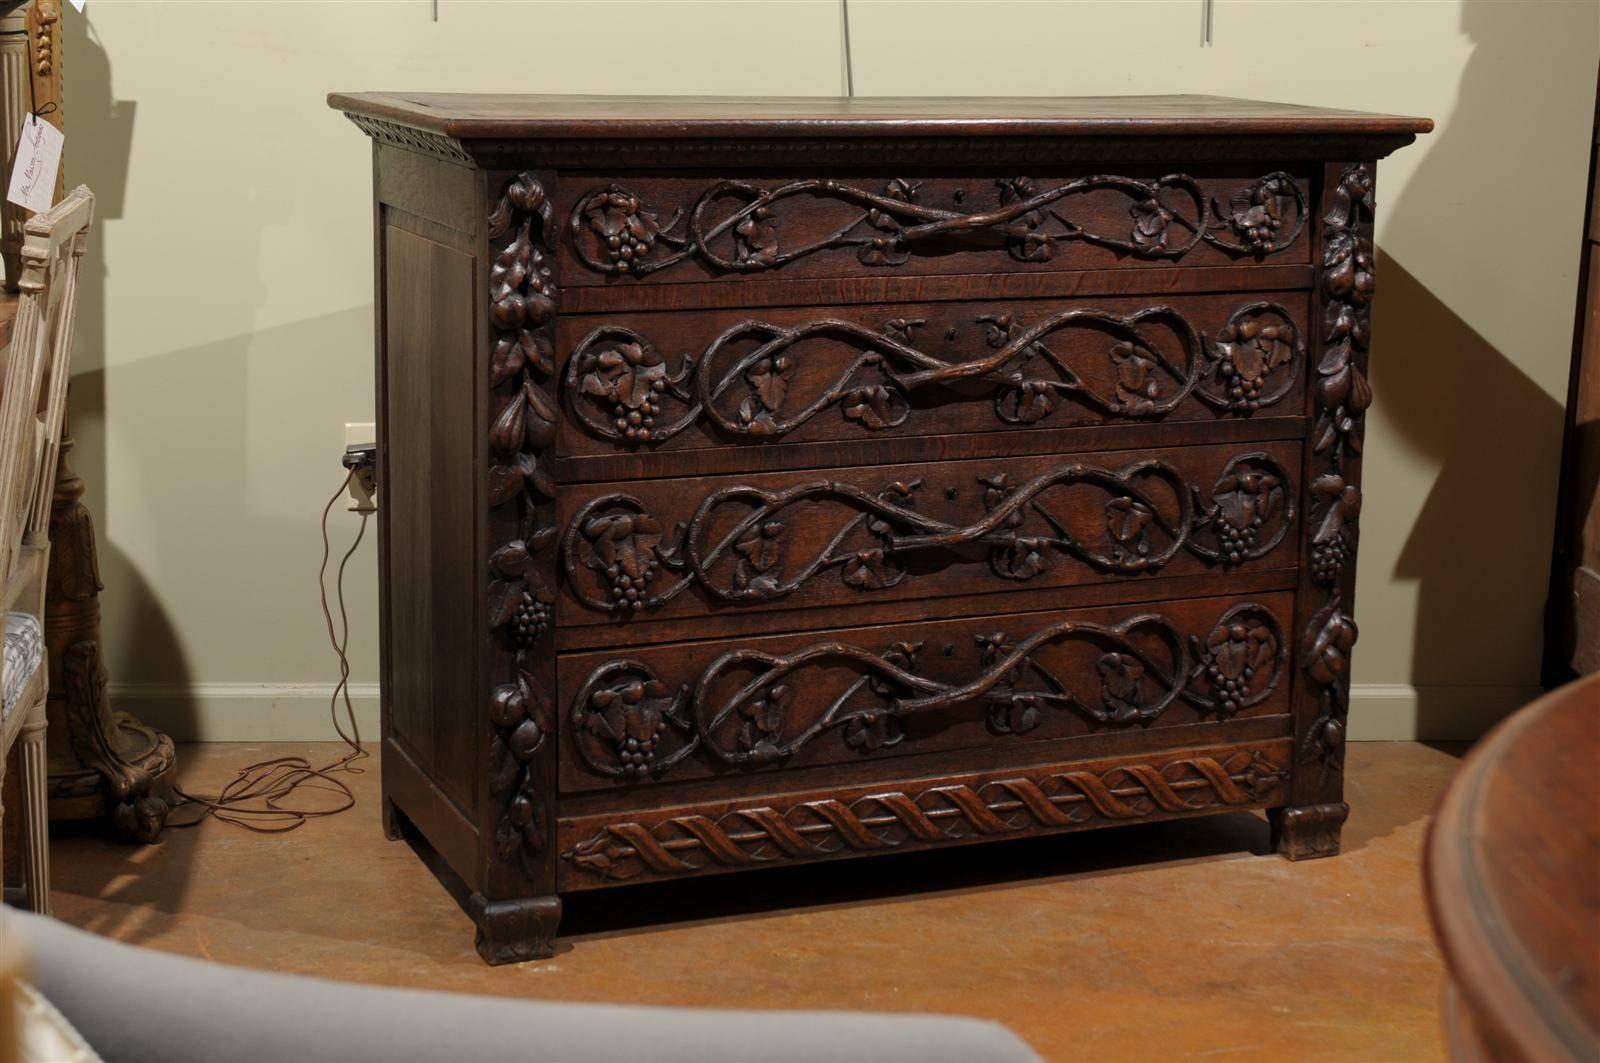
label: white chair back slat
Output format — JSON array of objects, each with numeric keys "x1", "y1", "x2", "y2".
[{"x1": 0, "y1": 185, "x2": 93, "y2": 593}]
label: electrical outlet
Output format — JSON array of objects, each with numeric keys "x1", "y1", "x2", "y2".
[{"x1": 344, "y1": 421, "x2": 376, "y2": 450}]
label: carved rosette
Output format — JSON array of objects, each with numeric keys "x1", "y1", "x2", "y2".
[
  {"x1": 486, "y1": 172, "x2": 560, "y2": 879},
  {"x1": 562, "y1": 301, "x2": 1305, "y2": 451},
  {"x1": 567, "y1": 172, "x2": 1307, "y2": 278},
  {"x1": 1297, "y1": 162, "x2": 1375, "y2": 780}
]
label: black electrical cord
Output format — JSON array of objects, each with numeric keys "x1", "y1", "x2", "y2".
[{"x1": 168, "y1": 469, "x2": 370, "y2": 832}]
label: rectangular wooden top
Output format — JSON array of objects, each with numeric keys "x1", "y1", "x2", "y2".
[{"x1": 328, "y1": 93, "x2": 1433, "y2": 141}]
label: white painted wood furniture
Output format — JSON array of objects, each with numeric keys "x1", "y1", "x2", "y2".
[{"x1": 0, "y1": 184, "x2": 92, "y2": 914}]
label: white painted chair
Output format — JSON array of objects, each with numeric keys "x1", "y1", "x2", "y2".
[{"x1": 0, "y1": 184, "x2": 93, "y2": 914}]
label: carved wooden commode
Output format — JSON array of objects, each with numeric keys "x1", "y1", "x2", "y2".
[{"x1": 330, "y1": 94, "x2": 1429, "y2": 963}]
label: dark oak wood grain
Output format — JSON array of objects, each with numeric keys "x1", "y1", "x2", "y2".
[
  {"x1": 556, "y1": 592, "x2": 1294, "y2": 794},
  {"x1": 554, "y1": 292, "x2": 1310, "y2": 459},
  {"x1": 557, "y1": 442, "x2": 1301, "y2": 630},
  {"x1": 336, "y1": 94, "x2": 1426, "y2": 963}
]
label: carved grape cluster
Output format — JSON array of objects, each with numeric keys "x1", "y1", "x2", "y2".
[
  {"x1": 613, "y1": 381, "x2": 667, "y2": 442},
  {"x1": 1310, "y1": 537, "x2": 1350, "y2": 584},
  {"x1": 1215, "y1": 512, "x2": 1263, "y2": 563},
  {"x1": 580, "y1": 509, "x2": 665, "y2": 613},
  {"x1": 1204, "y1": 643, "x2": 1259, "y2": 716},
  {"x1": 512, "y1": 590, "x2": 552, "y2": 648},
  {"x1": 584, "y1": 189, "x2": 661, "y2": 272},
  {"x1": 617, "y1": 725, "x2": 665, "y2": 776},
  {"x1": 1192, "y1": 608, "x2": 1281, "y2": 719}
]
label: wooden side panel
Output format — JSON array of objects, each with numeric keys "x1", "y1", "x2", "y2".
[{"x1": 383, "y1": 224, "x2": 477, "y2": 814}]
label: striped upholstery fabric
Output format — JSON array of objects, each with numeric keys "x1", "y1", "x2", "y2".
[{"x1": 3, "y1": 611, "x2": 42, "y2": 718}]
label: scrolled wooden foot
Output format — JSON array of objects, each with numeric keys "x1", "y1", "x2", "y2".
[
  {"x1": 111, "y1": 794, "x2": 169, "y2": 844},
  {"x1": 1269, "y1": 802, "x2": 1348, "y2": 860},
  {"x1": 466, "y1": 893, "x2": 561, "y2": 965}
]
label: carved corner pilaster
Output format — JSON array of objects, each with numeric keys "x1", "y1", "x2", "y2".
[
  {"x1": 1288, "y1": 160, "x2": 1377, "y2": 818},
  {"x1": 484, "y1": 171, "x2": 560, "y2": 896}
]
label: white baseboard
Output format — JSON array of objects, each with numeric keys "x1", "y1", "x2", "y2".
[
  {"x1": 107, "y1": 683, "x2": 381, "y2": 743},
  {"x1": 108, "y1": 680, "x2": 1539, "y2": 744},
  {"x1": 1346, "y1": 683, "x2": 1539, "y2": 741}
]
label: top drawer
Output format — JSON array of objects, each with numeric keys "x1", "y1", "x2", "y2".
[{"x1": 555, "y1": 168, "x2": 1311, "y2": 286}]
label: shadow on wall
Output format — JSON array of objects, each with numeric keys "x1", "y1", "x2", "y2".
[
  {"x1": 1378, "y1": 260, "x2": 1563, "y2": 732},
  {"x1": 50, "y1": 9, "x2": 196, "y2": 938},
  {"x1": 1376, "y1": 0, "x2": 1582, "y2": 737}
]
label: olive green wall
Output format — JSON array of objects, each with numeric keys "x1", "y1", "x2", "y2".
[{"x1": 62, "y1": 1, "x2": 1599, "y2": 740}]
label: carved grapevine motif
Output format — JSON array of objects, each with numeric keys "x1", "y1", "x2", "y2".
[
  {"x1": 562, "y1": 454, "x2": 1292, "y2": 614},
  {"x1": 563, "y1": 302, "x2": 1305, "y2": 450},
  {"x1": 486, "y1": 173, "x2": 560, "y2": 878},
  {"x1": 567, "y1": 173, "x2": 1307, "y2": 277},
  {"x1": 562, "y1": 749, "x2": 1288, "y2": 881},
  {"x1": 566, "y1": 602, "x2": 1288, "y2": 780},
  {"x1": 1301, "y1": 593, "x2": 1358, "y2": 774},
  {"x1": 1299, "y1": 163, "x2": 1374, "y2": 774},
  {"x1": 1309, "y1": 473, "x2": 1361, "y2": 585},
  {"x1": 1315, "y1": 165, "x2": 1376, "y2": 470}
]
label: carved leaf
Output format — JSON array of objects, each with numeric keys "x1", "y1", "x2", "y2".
[
  {"x1": 1129, "y1": 198, "x2": 1173, "y2": 251},
  {"x1": 487, "y1": 463, "x2": 524, "y2": 507},
  {"x1": 734, "y1": 207, "x2": 780, "y2": 264},
  {"x1": 746, "y1": 355, "x2": 790, "y2": 412},
  {"x1": 841, "y1": 385, "x2": 904, "y2": 431},
  {"x1": 1011, "y1": 382, "x2": 1058, "y2": 424},
  {"x1": 519, "y1": 453, "x2": 555, "y2": 500},
  {"x1": 842, "y1": 548, "x2": 898, "y2": 589},
  {"x1": 490, "y1": 542, "x2": 532, "y2": 579},
  {"x1": 488, "y1": 579, "x2": 523, "y2": 628}
]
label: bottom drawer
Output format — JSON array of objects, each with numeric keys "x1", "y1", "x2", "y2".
[
  {"x1": 557, "y1": 592, "x2": 1294, "y2": 793},
  {"x1": 557, "y1": 737, "x2": 1290, "y2": 890}
]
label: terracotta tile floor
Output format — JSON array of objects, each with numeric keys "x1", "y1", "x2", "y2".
[{"x1": 47, "y1": 741, "x2": 1463, "y2": 1061}]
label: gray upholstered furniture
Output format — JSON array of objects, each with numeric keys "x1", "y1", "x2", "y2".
[{"x1": 4, "y1": 910, "x2": 1040, "y2": 1063}]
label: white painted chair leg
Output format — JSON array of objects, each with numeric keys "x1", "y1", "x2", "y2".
[{"x1": 18, "y1": 694, "x2": 50, "y2": 914}]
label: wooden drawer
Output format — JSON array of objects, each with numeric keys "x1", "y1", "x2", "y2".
[
  {"x1": 556, "y1": 592, "x2": 1293, "y2": 794},
  {"x1": 557, "y1": 736, "x2": 1293, "y2": 890},
  {"x1": 555, "y1": 168, "x2": 1312, "y2": 286},
  {"x1": 557, "y1": 441, "x2": 1300, "y2": 631},
  {"x1": 554, "y1": 291, "x2": 1310, "y2": 460}
]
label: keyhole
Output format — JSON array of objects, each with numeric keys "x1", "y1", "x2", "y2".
[
  {"x1": 945, "y1": 487, "x2": 958, "y2": 501},
  {"x1": 945, "y1": 326, "x2": 958, "y2": 341},
  {"x1": 942, "y1": 643, "x2": 955, "y2": 657}
]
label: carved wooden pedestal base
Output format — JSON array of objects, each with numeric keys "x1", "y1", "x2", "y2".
[
  {"x1": 1269, "y1": 802, "x2": 1348, "y2": 860},
  {"x1": 466, "y1": 894, "x2": 562, "y2": 965},
  {"x1": 44, "y1": 427, "x2": 175, "y2": 842}
]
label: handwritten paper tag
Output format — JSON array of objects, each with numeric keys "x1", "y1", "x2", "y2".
[{"x1": 7, "y1": 114, "x2": 62, "y2": 214}]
